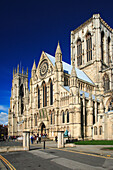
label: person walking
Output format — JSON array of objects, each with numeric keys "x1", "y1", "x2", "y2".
[
  {"x1": 39, "y1": 134, "x2": 41, "y2": 143},
  {"x1": 37, "y1": 136, "x2": 39, "y2": 144},
  {"x1": 31, "y1": 135, "x2": 33, "y2": 144},
  {"x1": 55, "y1": 136, "x2": 57, "y2": 143}
]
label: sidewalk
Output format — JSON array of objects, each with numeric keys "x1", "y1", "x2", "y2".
[{"x1": 66, "y1": 145, "x2": 113, "y2": 158}]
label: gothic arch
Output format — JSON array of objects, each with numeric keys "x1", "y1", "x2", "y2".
[
  {"x1": 37, "y1": 85, "x2": 40, "y2": 108},
  {"x1": 65, "y1": 109, "x2": 69, "y2": 123},
  {"x1": 42, "y1": 81, "x2": 47, "y2": 107},
  {"x1": 86, "y1": 32, "x2": 92, "y2": 62},
  {"x1": 49, "y1": 79, "x2": 53, "y2": 105},
  {"x1": 77, "y1": 38, "x2": 82, "y2": 66}
]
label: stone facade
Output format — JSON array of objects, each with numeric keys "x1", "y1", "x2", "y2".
[{"x1": 8, "y1": 14, "x2": 113, "y2": 140}]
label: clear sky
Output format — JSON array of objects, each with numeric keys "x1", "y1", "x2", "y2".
[{"x1": 0, "y1": 0, "x2": 113, "y2": 124}]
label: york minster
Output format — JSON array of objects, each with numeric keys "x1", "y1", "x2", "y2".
[{"x1": 8, "y1": 14, "x2": 113, "y2": 140}]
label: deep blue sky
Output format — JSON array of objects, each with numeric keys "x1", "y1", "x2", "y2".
[{"x1": 0, "y1": 0, "x2": 113, "y2": 124}]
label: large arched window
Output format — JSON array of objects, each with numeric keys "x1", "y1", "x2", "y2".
[
  {"x1": 103, "y1": 74, "x2": 110, "y2": 91},
  {"x1": 43, "y1": 82, "x2": 47, "y2": 107},
  {"x1": 62, "y1": 111, "x2": 65, "y2": 123},
  {"x1": 77, "y1": 39, "x2": 82, "y2": 66},
  {"x1": 67, "y1": 110, "x2": 69, "y2": 123},
  {"x1": 101, "y1": 31, "x2": 104, "y2": 62},
  {"x1": 50, "y1": 80, "x2": 53, "y2": 105},
  {"x1": 86, "y1": 33, "x2": 92, "y2": 62},
  {"x1": 108, "y1": 37, "x2": 110, "y2": 65},
  {"x1": 20, "y1": 84, "x2": 24, "y2": 114},
  {"x1": 38, "y1": 87, "x2": 40, "y2": 109}
]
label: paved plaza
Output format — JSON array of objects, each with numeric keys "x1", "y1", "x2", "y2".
[{"x1": 0, "y1": 141, "x2": 113, "y2": 169}]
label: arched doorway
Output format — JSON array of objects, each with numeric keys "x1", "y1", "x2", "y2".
[{"x1": 40, "y1": 122, "x2": 46, "y2": 135}]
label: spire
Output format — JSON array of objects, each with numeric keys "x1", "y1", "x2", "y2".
[
  {"x1": 55, "y1": 41, "x2": 62, "y2": 54},
  {"x1": 32, "y1": 60, "x2": 36, "y2": 70},
  {"x1": 17, "y1": 64, "x2": 19, "y2": 73},
  {"x1": 27, "y1": 67, "x2": 28, "y2": 76},
  {"x1": 22, "y1": 67, "x2": 24, "y2": 75},
  {"x1": 13, "y1": 68, "x2": 14, "y2": 77}
]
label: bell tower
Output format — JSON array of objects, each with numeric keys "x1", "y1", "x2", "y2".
[{"x1": 8, "y1": 64, "x2": 29, "y2": 137}]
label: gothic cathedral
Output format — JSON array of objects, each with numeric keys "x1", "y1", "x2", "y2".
[{"x1": 8, "y1": 14, "x2": 113, "y2": 140}]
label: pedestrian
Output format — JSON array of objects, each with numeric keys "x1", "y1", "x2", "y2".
[
  {"x1": 68, "y1": 131, "x2": 71, "y2": 140},
  {"x1": 37, "y1": 136, "x2": 39, "y2": 144},
  {"x1": 55, "y1": 136, "x2": 57, "y2": 143},
  {"x1": 31, "y1": 135, "x2": 33, "y2": 144},
  {"x1": 39, "y1": 134, "x2": 41, "y2": 143}
]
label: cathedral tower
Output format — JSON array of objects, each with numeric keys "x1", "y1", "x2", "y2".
[{"x1": 8, "y1": 65, "x2": 29, "y2": 136}]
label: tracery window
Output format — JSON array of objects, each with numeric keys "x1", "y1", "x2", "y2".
[
  {"x1": 67, "y1": 111, "x2": 69, "y2": 123},
  {"x1": 62, "y1": 111, "x2": 65, "y2": 123},
  {"x1": 50, "y1": 80, "x2": 53, "y2": 105},
  {"x1": 43, "y1": 82, "x2": 47, "y2": 107},
  {"x1": 38, "y1": 87, "x2": 40, "y2": 108},
  {"x1": 101, "y1": 31, "x2": 104, "y2": 62},
  {"x1": 103, "y1": 74, "x2": 110, "y2": 91},
  {"x1": 77, "y1": 39, "x2": 82, "y2": 66},
  {"x1": 86, "y1": 33, "x2": 92, "y2": 62}
]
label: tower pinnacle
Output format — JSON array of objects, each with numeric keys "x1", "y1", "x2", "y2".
[
  {"x1": 55, "y1": 41, "x2": 62, "y2": 54},
  {"x1": 71, "y1": 64, "x2": 77, "y2": 77},
  {"x1": 32, "y1": 60, "x2": 36, "y2": 70}
]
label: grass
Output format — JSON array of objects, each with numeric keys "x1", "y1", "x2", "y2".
[
  {"x1": 74, "y1": 140, "x2": 113, "y2": 145},
  {"x1": 101, "y1": 147, "x2": 113, "y2": 150}
]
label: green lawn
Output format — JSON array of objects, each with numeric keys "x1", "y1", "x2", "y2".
[
  {"x1": 74, "y1": 140, "x2": 113, "y2": 145},
  {"x1": 101, "y1": 147, "x2": 113, "y2": 150}
]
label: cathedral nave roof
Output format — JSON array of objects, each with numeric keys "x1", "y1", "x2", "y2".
[{"x1": 45, "y1": 52, "x2": 94, "y2": 85}]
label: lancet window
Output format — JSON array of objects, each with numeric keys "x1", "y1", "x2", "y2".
[
  {"x1": 99, "y1": 126, "x2": 102, "y2": 135},
  {"x1": 43, "y1": 82, "x2": 47, "y2": 107},
  {"x1": 77, "y1": 39, "x2": 82, "y2": 66},
  {"x1": 67, "y1": 110, "x2": 69, "y2": 123},
  {"x1": 51, "y1": 112, "x2": 52, "y2": 124},
  {"x1": 38, "y1": 87, "x2": 40, "y2": 108},
  {"x1": 86, "y1": 33, "x2": 92, "y2": 62},
  {"x1": 62, "y1": 111, "x2": 65, "y2": 123},
  {"x1": 50, "y1": 80, "x2": 53, "y2": 105}
]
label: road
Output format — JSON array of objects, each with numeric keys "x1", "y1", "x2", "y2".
[{"x1": 1, "y1": 146, "x2": 113, "y2": 170}]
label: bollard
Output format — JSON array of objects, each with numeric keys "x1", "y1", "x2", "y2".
[{"x1": 43, "y1": 141, "x2": 45, "y2": 149}]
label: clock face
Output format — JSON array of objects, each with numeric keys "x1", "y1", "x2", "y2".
[{"x1": 39, "y1": 59, "x2": 48, "y2": 77}]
